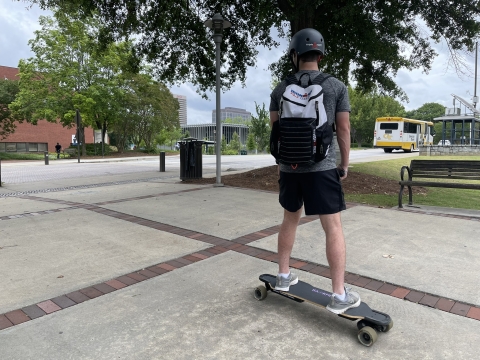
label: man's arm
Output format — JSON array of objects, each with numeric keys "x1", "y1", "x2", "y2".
[
  {"x1": 270, "y1": 111, "x2": 279, "y2": 128},
  {"x1": 335, "y1": 111, "x2": 350, "y2": 178}
]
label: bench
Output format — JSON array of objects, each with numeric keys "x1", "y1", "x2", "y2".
[{"x1": 398, "y1": 159, "x2": 480, "y2": 208}]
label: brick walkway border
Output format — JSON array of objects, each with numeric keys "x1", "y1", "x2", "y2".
[{"x1": 1, "y1": 192, "x2": 480, "y2": 331}]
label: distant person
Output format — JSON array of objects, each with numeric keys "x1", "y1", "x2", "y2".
[{"x1": 55, "y1": 142, "x2": 62, "y2": 159}]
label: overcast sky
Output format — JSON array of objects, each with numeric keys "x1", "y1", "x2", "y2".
[{"x1": 1, "y1": 1, "x2": 478, "y2": 124}]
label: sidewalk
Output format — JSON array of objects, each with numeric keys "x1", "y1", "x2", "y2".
[{"x1": 1, "y1": 165, "x2": 480, "y2": 359}]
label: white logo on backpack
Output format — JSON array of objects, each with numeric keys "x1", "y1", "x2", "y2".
[{"x1": 280, "y1": 82, "x2": 328, "y2": 129}]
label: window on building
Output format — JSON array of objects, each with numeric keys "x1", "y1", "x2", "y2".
[
  {"x1": 6, "y1": 143, "x2": 16, "y2": 152},
  {"x1": 28, "y1": 143, "x2": 38, "y2": 152},
  {"x1": 0, "y1": 143, "x2": 5, "y2": 152}
]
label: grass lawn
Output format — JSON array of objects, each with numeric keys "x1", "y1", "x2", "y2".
[{"x1": 346, "y1": 156, "x2": 480, "y2": 210}]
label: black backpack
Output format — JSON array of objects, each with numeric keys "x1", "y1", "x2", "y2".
[{"x1": 270, "y1": 73, "x2": 333, "y2": 166}]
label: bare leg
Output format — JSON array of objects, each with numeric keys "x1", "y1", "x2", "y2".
[
  {"x1": 319, "y1": 213, "x2": 346, "y2": 295},
  {"x1": 278, "y1": 208, "x2": 302, "y2": 274}
]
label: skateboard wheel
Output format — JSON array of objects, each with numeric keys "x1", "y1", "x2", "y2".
[
  {"x1": 384, "y1": 320, "x2": 393, "y2": 332},
  {"x1": 357, "y1": 326, "x2": 378, "y2": 347},
  {"x1": 254, "y1": 285, "x2": 268, "y2": 301}
]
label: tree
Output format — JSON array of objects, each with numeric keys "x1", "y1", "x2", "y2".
[
  {"x1": 221, "y1": 135, "x2": 227, "y2": 153},
  {"x1": 406, "y1": 103, "x2": 445, "y2": 121},
  {"x1": 28, "y1": 0, "x2": 480, "y2": 99},
  {"x1": 246, "y1": 132, "x2": 256, "y2": 152},
  {"x1": 228, "y1": 131, "x2": 241, "y2": 154},
  {"x1": 0, "y1": 79, "x2": 20, "y2": 139},
  {"x1": 349, "y1": 87, "x2": 406, "y2": 147},
  {"x1": 249, "y1": 102, "x2": 270, "y2": 152},
  {"x1": 9, "y1": 12, "x2": 135, "y2": 156},
  {"x1": 124, "y1": 74, "x2": 179, "y2": 151}
]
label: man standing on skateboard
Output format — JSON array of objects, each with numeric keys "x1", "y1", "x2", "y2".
[{"x1": 269, "y1": 28, "x2": 360, "y2": 314}]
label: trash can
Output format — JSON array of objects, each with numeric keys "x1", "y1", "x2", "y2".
[{"x1": 180, "y1": 138, "x2": 204, "y2": 180}]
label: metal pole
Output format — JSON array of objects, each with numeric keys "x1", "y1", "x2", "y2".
[
  {"x1": 214, "y1": 35, "x2": 223, "y2": 186},
  {"x1": 76, "y1": 109, "x2": 81, "y2": 163},
  {"x1": 475, "y1": 42, "x2": 478, "y2": 108},
  {"x1": 160, "y1": 151, "x2": 165, "y2": 172},
  {"x1": 0, "y1": 157, "x2": 2, "y2": 187}
]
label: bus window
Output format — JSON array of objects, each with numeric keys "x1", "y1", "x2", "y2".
[
  {"x1": 404, "y1": 122, "x2": 417, "y2": 133},
  {"x1": 380, "y1": 123, "x2": 398, "y2": 130}
]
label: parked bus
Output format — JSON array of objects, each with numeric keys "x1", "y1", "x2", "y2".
[{"x1": 374, "y1": 117, "x2": 434, "y2": 153}]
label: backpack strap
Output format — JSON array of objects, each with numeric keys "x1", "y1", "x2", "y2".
[
  {"x1": 312, "y1": 73, "x2": 333, "y2": 86},
  {"x1": 285, "y1": 74, "x2": 298, "y2": 86}
]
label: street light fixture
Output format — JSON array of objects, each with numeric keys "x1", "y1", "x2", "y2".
[{"x1": 204, "y1": 13, "x2": 231, "y2": 186}]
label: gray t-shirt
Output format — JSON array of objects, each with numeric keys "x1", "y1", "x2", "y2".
[{"x1": 269, "y1": 70, "x2": 350, "y2": 173}]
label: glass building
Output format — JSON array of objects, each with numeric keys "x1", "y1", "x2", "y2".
[{"x1": 212, "y1": 107, "x2": 252, "y2": 124}]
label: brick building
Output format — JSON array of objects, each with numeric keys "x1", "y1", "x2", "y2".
[{"x1": 0, "y1": 65, "x2": 95, "y2": 153}]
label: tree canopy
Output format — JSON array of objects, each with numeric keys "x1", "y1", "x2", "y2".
[
  {"x1": 27, "y1": 0, "x2": 480, "y2": 99},
  {"x1": 10, "y1": 11, "x2": 179, "y2": 154},
  {"x1": 249, "y1": 102, "x2": 270, "y2": 152},
  {"x1": 0, "y1": 79, "x2": 20, "y2": 139}
]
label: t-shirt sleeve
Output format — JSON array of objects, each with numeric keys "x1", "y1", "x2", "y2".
[
  {"x1": 269, "y1": 93, "x2": 280, "y2": 112},
  {"x1": 269, "y1": 81, "x2": 287, "y2": 112},
  {"x1": 336, "y1": 83, "x2": 351, "y2": 113}
]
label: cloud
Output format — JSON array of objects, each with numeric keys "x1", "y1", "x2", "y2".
[{"x1": 0, "y1": 1, "x2": 52, "y2": 67}]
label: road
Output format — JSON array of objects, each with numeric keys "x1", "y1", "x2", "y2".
[{"x1": 0, "y1": 149, "x2": 418, "y2": 185}]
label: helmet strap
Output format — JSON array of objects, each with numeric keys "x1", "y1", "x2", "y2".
[{"x1": 290, "y1": 52, "x2": 298, "y2": 73}]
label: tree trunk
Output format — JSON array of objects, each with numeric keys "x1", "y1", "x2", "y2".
[
  {"x1": 101, "y1": 122, "x2": 107, "y2": 157},
  {"x1": 80, "y1": 126, "x2": 86, "y2": 156}
]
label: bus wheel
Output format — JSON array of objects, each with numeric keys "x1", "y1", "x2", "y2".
[
  {"x1": 404, "y1": 145, "x2": 414, "y2": 153},
  {"x1": 383, "y1": 149, "x2": 393, "y2": 153}
]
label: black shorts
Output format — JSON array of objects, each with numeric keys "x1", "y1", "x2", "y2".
[{"x1": 278, "y1": 169, "x2": 346, "y2": 215}]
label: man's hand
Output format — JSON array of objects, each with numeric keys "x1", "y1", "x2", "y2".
[{"x1": 337, "y1": 165, "x2": 348, "y2": 180}]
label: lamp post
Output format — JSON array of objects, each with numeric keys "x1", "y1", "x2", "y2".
[{"x1": 204, "y1": 13, "x2": 231, "y2": 186}]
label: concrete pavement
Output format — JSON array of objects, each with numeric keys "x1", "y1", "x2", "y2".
[{"x1": 1, "y1": 157, "x2": 480, "y2": 359}]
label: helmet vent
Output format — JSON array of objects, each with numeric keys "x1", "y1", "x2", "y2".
[{"x1": 306, "y1": 37, "x2": 310, "y2": 41}]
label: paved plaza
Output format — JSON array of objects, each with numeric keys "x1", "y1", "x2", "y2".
[{"x1": 0, "y1": 156, "x2": 480, "y2": 359}]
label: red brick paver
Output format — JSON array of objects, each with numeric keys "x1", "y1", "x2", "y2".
[
  {"x1": 0, "y1": 315, "x2": 13, "y2": 330},
  {"x1": 105, "y1": 279, "x2": 128, "y2": 289},
  {"x1": 5, "y1": 310, "x2": 29, "y2": 325},
  {"x1": 435, "y1": 298, "x2": 455, "y2": 312},
  {"x1": 467, "y1": 307, "x2": 480, "y2": 321},
  {"x1": 390, "y1": 287, "x2": 410, "y2": 299},
  {"x1": 37, "y1": 300, "x2": 61, "y2": 314},
  {"x1": 158, "y1": 263, "x2": 177, "y2": 271},
  {"x1": 377, "y1": 283, "x2": 397, "y2": 295}
]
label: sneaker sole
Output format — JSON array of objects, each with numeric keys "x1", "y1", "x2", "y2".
[
  {"x1": 326, "y1": 298, "x2": 361, "y2": 315},
  {"x1": 274, "y1": 277, "x2": 299, "y2": 292}
]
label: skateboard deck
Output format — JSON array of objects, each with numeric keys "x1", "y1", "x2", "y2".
[{"x1": 255, "y1": 274, "x2": 393, "y2": 346}]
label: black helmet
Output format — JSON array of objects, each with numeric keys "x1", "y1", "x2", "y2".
[{"x1": 289, "y1": 28, "x2": 325, "y2": 71}]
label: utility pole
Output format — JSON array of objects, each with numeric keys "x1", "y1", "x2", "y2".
[{"x1": 474, "y1": 42, "x2": 478, "y2": 108}]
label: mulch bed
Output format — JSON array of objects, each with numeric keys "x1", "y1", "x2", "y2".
[{"x1": 182, "y1": 165, "x2": 427, "y2": 196}]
